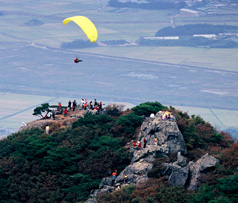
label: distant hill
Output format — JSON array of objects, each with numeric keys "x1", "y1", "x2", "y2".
[
  {"x1": 139, "y1": 24, "x2": 238, "y2": 48},
  {"x1": 24, "y1": 19, "x2": 44, "y2": 26},
  {"x1": 61, "y1": 39, "x2": 98, "y2": 49},
  {"x1": 155, "y1": 24, "x2": 238, "y2": 37}
]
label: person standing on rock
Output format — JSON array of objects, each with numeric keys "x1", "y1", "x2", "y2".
[
  {"x1": 89, "y1": 101, "x2": 93, "y2": 110},
  {"x1": 124, "y1": 174, "x2": 128, "y2": 184},
  {"x1": 112, "y1": 171, "x2": 117, "y2": 179},
  {"x1": 133, "y1": 141, "x2": 137, "y2": 147},
  {"x1": 154, "y1": 137, "x2": 157, "y2": 145},
  {"x1": 81, "y1": 99, "x2": 85, "y2": 109},
  {"x1": 68, "y1": 100, "x2": 71, "y2": 110},
  {"x1": 72, "y1": 100, "x2": 77, "y2": 111},
  {"x1": 143, "y1": 138, "x2": 147, "y2": 148},
  {"x1": 94, "y1": 99, "x2": 98, "y2": 107},
  {"x1": 112, "y1": 170, "x2": 117, "y2": 185},
  {"x1": 84, "y1": 102, "x2": 87, "y2": 110}
]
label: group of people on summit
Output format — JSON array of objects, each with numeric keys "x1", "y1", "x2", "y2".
[{"x1": 56, "y1": 98, "x2": 104, "y2": 117}]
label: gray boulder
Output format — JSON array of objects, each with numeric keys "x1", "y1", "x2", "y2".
[
  {"x1": 99, "y1": 177, "x2": 115, "y2": 189},
  {"x1": 187, "y1": 153, "x2": 219, "y2": 191},
  {"x1": 175, "y1": 151, "x2": 187, "y2": 167},
  {"x1": 116, "y1": 159, "x2": 154, "y2": 185},
  {"x1": 85, "y1": 111, "x2": 188, "y2": 202},
  {"x1": 162, "y1": 153, "x2": 189, "y2": 187},
  {"x1": 165, "y1": 163, "x2": 189, "y2": 187},
  {"x1": 139, "y1": 116, "x2": 187, "y2": 155}
]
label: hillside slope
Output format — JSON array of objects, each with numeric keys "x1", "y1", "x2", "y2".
[{"x1": 0, "y1": 102, "x2": 237, "y2": 203}]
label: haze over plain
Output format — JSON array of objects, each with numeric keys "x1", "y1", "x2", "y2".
[{"x1": 0, "y1": 0, "x2": 238, "y2": 137}]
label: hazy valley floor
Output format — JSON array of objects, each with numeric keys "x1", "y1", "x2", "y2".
[{"x1": 0, "y1": 42, "x2": 238, "y2": 138}]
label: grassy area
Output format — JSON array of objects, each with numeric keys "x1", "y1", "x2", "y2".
[{"x1": 81, "y1": 46, "x2": 238, "y2": 71}]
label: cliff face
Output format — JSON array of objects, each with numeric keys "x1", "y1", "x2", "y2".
[
  {"x1": 86, "y1": 112, "x2": 219, "y2": 203},
  {"x1": 115, "y1": 112, "x2": 187, "y2": 185}
]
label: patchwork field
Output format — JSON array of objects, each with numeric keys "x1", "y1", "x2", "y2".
[{"x1": 0, "y1": 0, "x2": 238, "y2": 138}]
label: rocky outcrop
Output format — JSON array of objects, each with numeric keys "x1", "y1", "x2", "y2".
[
  {"x1": 86, "y1": 113, "x2": 188, "y2": 202},
  {"x1": 139, "y1": 112, "x2": 187, "y2": 155},
  {"x1": 18, "y1": 120, "x2": 55, "y2": 132},
  {"x1": 161, "y1": 152, "x2": 219, "y2": 190},
  {"x1": 18, "y1": 109, "x2": 84, "y2": 133},
  {"x1": 162, "y1": 152, "x2": 189, "y2": 187},
  {"x1": 187, "y1": 153, "x2": 219, "y2": 191},
  {"x1": 85, "y1": 113, "x2": 219, "y2": 202}
]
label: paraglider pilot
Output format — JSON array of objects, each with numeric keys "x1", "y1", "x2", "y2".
[{"x1": 74, "y1": 56, "x2": 82, "y2": 63}]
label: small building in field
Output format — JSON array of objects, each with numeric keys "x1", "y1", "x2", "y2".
[
  {"x1": 193, "y1": 34, "x2": 217, "y2": 39},
  {"x1": 180, "y1": 8, "x2": 200, "y2": 17},
  {"x1": 144, "y1": 36, "x2": 179, "y2": 40}
]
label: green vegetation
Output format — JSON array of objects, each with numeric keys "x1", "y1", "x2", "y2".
[
  {"x1": 99, "y1": 174, "x2": 238, "y2": 203},
  {"x1": 32, "y1": 103, "x2": 51, "y2": 118},
  {"x1": 0, "y1": 102, "x2": 237, "y2": 202},
  {"x1": 131, "y1": 101, "x2": 167, "y2": 116},
  {"x1": 0, "y1": 111, "x2": 135, "y2": 202},
  {"x1": 170, "y1": 107, "x2": 234, "y2": 161},
  {"x1": 99, "y1": 104, "x2": 238, "y2": 203},
  {"x1": 190, "y1": 174, "x2": 238, "y2": 203}
]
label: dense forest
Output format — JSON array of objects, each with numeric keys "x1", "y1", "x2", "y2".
[
  {"x1": 0, "y1": 102, "x2": 237, "y2": 202},
  {"x1": 108, "y1": 0, "x2": 186, "y2": 10}
]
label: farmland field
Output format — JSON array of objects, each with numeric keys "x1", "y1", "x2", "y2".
[{"x1": 0, "y1": 0, "x2": 238, "y2": 137}]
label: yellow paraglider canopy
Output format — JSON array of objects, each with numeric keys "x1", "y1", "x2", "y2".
[{"x1": 63, "y1": 16, "x2": 98, "y2": 43}]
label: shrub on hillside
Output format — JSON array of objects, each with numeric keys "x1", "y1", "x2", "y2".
[
  {"x1": 132, "y1": 101, "x2": 167, "y2": 117},
  {"x1": 190, "y1": 174, "x2": 238, "y2": 203},
  {"x1": 0, "y1": 112, "x2": 131, "y2": 202},
  {"x1": 116, "y1": 112, "x2": 143, "y2": 135},
  {"x1": 105, "y1": 103, "x2": 125, "y2": 117}
]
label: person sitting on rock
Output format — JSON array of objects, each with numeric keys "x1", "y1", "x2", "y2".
[
  {"x1": 170, "y1": 114, "x2": 174, "y2": 121},
  {"x1": 137, "y1": 141, "x2": 141, "y2": 147},
  {"x1": 63, "y1": 108, "x2": 67, "y2": 117}
]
